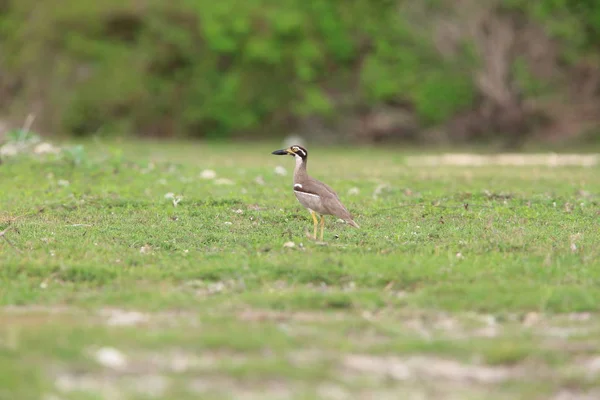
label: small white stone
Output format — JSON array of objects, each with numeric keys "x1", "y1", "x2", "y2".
[
  {"x1": 254, "y1": 175, "x2": 265, "y2": 185},
  {"x1": 105, "y1": 310, "x2": 148, "y2": 327},
  {"x1": 523, "y1": 312, "x2": 541, "y2": 327},
  {"x1": 0, "y1": 143, "x2": 19, "y2": 157},
  {"x1": 215, "y1": 178, "x2": 234, "y2": 185},
  {"x1": 208, "y1": 282, "x2": 225, "y2": 293},
  {"x1": 34, "y1": 142, "x2": 60, "y2": 155},
  {"x1": 348, "y1": 187, "x2": 360, "y2": 195},
  {"x1": 372, "y1": 183, "x2": 390, "y2": 198},
  {"x1": 275, "y1": 166, "x2": 287, "y2": 176},
  {"x1": 200, "y1": 169, "x2": 217, "y2": 179},
  {"x1": 94, "y1": 347, "x2": 127, "y2": 369},
  {"x1": 57, "y1": 179, "x2": 70, "y2": 187},
  {"x1": 164, "y1": 192, "x2": 175, "y2": 199},
  {"x1": 283, "y1": 241, "x2": 296, "y2": 248}
]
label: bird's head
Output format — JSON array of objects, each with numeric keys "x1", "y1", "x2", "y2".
[{"x1": 271, "y1": 145, "x2": 307, "y2": 159}]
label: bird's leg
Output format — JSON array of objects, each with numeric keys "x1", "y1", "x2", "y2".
[
  {"x1": 320, "y1": 215, "x2": 325, "y2": 241},
  {"x1": 310, "y1": 210, "x2": 318, "y2": 240}
]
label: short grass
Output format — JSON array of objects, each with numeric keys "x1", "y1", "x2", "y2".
[{"x1": 1, "y1": 140, "x2": 599, "y2": 400}]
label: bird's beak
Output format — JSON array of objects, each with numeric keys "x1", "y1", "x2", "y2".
[{"x1": 271, "y1": 148, "x2": 292, "y2": 155}]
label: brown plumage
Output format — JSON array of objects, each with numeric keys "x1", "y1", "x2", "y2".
[{"x1": 271, "y1": 145, "x2": 359, "y2": 240}]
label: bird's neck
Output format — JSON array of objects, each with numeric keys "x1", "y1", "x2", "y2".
[{"x1": 293, "y1": 155, "x2": 307, "y2": 182}]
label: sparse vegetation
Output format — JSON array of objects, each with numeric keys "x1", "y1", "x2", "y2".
[{"x1": 1, "y1": 140, "x2": 599, "y2": 399}]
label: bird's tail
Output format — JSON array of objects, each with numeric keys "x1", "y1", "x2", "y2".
[{"x1": 346, "y1": 219, "x2": 360, "y2": 229}]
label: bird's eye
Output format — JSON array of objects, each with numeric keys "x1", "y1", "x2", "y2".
[{"x1": 292, "y1": 147, "x2": 298, "y2": 152}]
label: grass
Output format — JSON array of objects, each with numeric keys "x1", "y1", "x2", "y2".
[{"x1": 0, "y1": 139, "x2": 599, "y2": 399}]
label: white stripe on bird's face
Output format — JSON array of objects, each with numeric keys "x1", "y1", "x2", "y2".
[
  {"x1": 291, "y1": 146, "x2": 307, "y2": 158},
  {"x1": 294, "y1": 183, "x2": 303, "y2": 189},
  {"x1": 296, "y1": 149, "x2": 306, "y2": 157}
]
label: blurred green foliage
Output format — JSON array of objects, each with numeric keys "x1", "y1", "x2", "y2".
[
  {"x1": 0, "y1": 0, "x2": 596, "y2": 139},
  {"x1": 0, "y1": 0, "x2": 474, "y2": 137},
  {"x1": 505, "y1": 0, "x2": 600, "y2": 62}
]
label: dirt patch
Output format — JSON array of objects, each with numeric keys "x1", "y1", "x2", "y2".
[
  {"x1": 406, "y1": 153, "x2": 600, "y2": 167},
  {"x1": 341, "y1": 354, "x2": 516, "y2": 384},
  {"x1": 0, "y1": 306, "x2": 200, "y2": 330},
  {"x1": 552, "y1": 390, "x2": 600, "y2": 400},
  {"x1": 53, "y1": 372, "x2": 170, "y2": 399},
  {"x1": 188, "y1": 378, "x2": 294, "y2": 399},
  {"x1": 237, "y1": 308, "x2": 351, "y2": 323}
]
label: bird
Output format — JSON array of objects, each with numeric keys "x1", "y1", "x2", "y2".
[{"x1": 271, "y1": 144, "x2": 359, "y2": 241}]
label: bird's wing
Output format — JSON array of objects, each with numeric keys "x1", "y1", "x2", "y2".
[
  {"x1": 303, "y1": 178, "x2": 340, "y2": 199},
  {"x1": 298, "y1": 178, "x2": 353, "y2": 220},
  {"x1": 310, "y1": 179, "x2": 353, "y2": 219},
  {"x1": 321, "y1": 192, "x2": 353, "y2": 220}
]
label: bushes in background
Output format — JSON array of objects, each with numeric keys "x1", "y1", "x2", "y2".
[{"x1": 0, "y1": 0, "x2": 598, "y2": 144}]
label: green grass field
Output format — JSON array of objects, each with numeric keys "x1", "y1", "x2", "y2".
[{"x1": 1, "y1": 140, "x2": 599, "y2": 400}]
